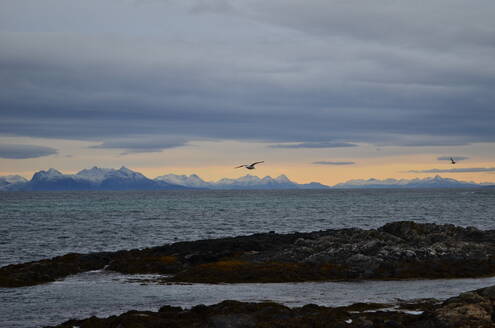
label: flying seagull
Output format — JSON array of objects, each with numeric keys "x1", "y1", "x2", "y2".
[
  {"x1": 450, "y1": 157, "x2": 456, "y2": 164},
  {"x1": 235, "y1": 161, "x2": 264, "y2": 170}
]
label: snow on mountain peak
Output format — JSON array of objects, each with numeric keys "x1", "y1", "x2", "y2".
[
  {"x1": 1, "y1": 175, "x2": 28, "y2": 184},
  {"x1": 237, "y1": 175, "x2": 262, "y2": 183},
  {"x1": 76, "y1": 167, "x2": 113, "y2": 182},
  {"x1": 274, "y1": 174, "x2": 291, "y2": 183},
  {"x1": 46, "y1": 168, "x2": 62, "y2": 174},
  {"x1": 154, "y1": 173, "x2": 209, "y2": 188},
  {"x1": 334, "y1": 175, "x2": 480, "y2": 188},
  {"x1": 108, "y1": 167, "x2": 146, "y2": 179},
  {"x1": 32, "y1": 168, "x2": 64, "y2": 180}
]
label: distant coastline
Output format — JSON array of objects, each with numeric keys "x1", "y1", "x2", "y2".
[{"x1": 1, "y1": 166, "x2": 494, "y2": 191}]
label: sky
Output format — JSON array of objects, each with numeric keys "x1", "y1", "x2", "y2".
[{"x1": 0, "y1": 0, "x2": 494, "y2": 185}]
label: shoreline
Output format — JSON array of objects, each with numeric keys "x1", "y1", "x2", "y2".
[
  {"x1": 2, "y1": 221, "x2": 495, "y2": 287},
  {"x1": 47, "y1": 284, "x2": 495, "y2": 328}
]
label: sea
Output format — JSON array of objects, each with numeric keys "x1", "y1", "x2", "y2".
[{"x1": 1, "y1": 189, "x2": 495, "y2": 327}]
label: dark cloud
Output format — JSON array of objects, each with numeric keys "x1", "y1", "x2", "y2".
[
  {"x1": 0, "y1": 1, "x2": 494, "y2": 149},
  {"x1": 437, "y1": 156, "x2": 469, "y2": 161},
  {"x1": 313, "y1": 161, "x2": 355, "y2": 165},
  {"x1": 89, "y1": 137, "x2": 188, "y2": 153},
  {"x1": 409, "y1": 167, "x2": 495, "y2": 173},
  {"x1": 246, "y1": 1, "x2": 495, "y2": 50},
  {"x1": 189, "y1": 0, "x2": 236, "y2": 14},
  {"x1": 270, "y1": 142, "x2": 358, "y2": 149},
  {"x1": 0, "y1": 144, "x2": 58, "y2": 159}
]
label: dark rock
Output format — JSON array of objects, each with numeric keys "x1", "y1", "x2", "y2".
[
  {"x1": 159, "y1": 305, "x2": 182, "y2": 313},
  {"x1": 45, "y1": 283, "x2": 495, "y2": 327},
  {"x1": 432, "y1": 292, "x2": 493, "y2": 327},
  {"x1": 385, "y1": 319, "x2": 402, "y2": 327},
  {"x1": 476, "y1": 285, "x2": 495, "y2": 300},
  {"x1": 354, "y1": 316, "x2": 374, "y2": 328},
  {"x1": 208, "y1": 314, "x2": 256, "y2": 328},
  {"x1": 4, "y1": 221, "x2": 495, "y2": 287},
  {"x1": 0, "y1": 253, "x2": 111, "y2": 287}
]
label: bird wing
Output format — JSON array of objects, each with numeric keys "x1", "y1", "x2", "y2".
[
  {"x1": 234, "y1": 165, "x2": 245, "y2": 169},
  {"x1": 251, "y1": 161, "x2": 264, "y2": 166}
]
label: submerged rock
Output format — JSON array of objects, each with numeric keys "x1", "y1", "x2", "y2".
[{"x1": 3, "y1": 221, "x2": 495, "y2": 286}]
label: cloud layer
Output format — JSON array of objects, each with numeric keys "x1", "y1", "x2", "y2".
[
  {"x1": 1, "y1": 0, "x2": 494, "y2": 153},
  {"x1": 89, "y1": 137, "x2": 189, "y2": 154},
  {"x1": 437, "y1": 156, "x2": 469, "y2": 161},
  {"x1": 0, "y1": 144, "x2": 58, "y2": 159},
  {"x1": 270, "y1": 142, "x2": 358, "y2": 149},
  {"x1": 313, "y1": 161, "x2": 355, "y2": 165},
  {"x1": 409, "y1": 168, "x2": 495, "y2": 173}
]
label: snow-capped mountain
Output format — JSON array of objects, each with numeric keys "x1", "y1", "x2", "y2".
[
  {"x1": 1, "y1": 168, "x2": 490, "y2": 191},
  {"x1": 75, "y1": 167, "x2": 114, "y2": 182},
  {"x1": 31, "y1": 168, "x2": 66, "y2": 181},
  {"x1": 97, "y1": 166, "x2": 165, "y2": 190},
  {"x1": 0, "y1": 167, "x2": 187, "y2": 191},
  {"x1": 154, "y1": 173, "x2": 329, "y2": 189},
  {"x1": 213, "y1": 174, "x2": 329, "y2": 189},
  {"x1": 0, "y1": 175, "x2": 28, "y2": 187},
  {"x1": 333, "y1": 175, "x2": 480, "y2": 188},
  {"x1": 25, "y1": 168, "x2": 95, "y2": 190},
  {"x1": 155, "y1": 174, "x2": 211, "y2": 188}
]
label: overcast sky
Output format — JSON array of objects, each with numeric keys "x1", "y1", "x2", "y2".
[{"x1": 1, "y1": 0, "x2": 494, "y2": 183}]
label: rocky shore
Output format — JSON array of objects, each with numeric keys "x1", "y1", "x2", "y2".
[
  {"x1": 2, "y1": 221, "x2": 495, "y2": 287},
  {"x1": 49, "y1": 285, "x2": 495, "y2": 328}
]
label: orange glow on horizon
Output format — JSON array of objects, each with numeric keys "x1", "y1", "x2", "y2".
[
  {"x1": 2, "y1": 162, "x2": 495, "y2": 186},
  {"x1": 1, "y1": 141, "x2": 494, "y2": 186},
  {"x1": 135, "y1": 161, "x2": 495, "y2": 186}
]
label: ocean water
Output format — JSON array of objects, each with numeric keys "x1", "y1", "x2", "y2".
[
  {"x1": 3, "y1": 271, "x2": 495, "y2": 328},
  {"x1": 1, "y1": 189, "x2": 495, "y2": 267},
  {"x1": 1, "y1": 189, "x2": 495, "y2": 327}
]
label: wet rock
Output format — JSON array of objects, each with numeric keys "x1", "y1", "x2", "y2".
[
  {"x1": 475, "y1": 285, "x2": 495, "y2": 301},
  {"x1": 433, "y1": 292, "x2": 493, "y2": 326},
  {"x1": 4, "y1": 221, "x2": 495, "y2": 286},
  {"x1": 354, "y1": 316, "x2": 373, "y2": 327},
  {"x1": 44, "y1": 282, "x2": 495, "y2": 328},
  {"x1": 0, "y1": 253, "x2": 111, "y2": 287},
  {"x1": 208, "y1": 314, "x2": 256, "y2": 328},
  {"x1": 385, "y1": 319, "x2": 402, "y2": 327}
]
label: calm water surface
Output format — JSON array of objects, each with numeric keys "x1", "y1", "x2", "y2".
[
  {"x1": 1, "y1": 189, "x2": 495, "y2": 327},
  {"x1": 3, "y1": 271, "x2": 495, "y2": 328},
  {"x1": 1, "y1": 189, "x2": 494, "y2": 267}
]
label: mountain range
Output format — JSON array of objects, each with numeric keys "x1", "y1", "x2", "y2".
[
  {"x1": 0, "y1": 167, "x2": 186, "y2": 191},
  {"x1": 0, "y1": 167, "x2": 493, "y2": 191},
  {"x1": 155, "y1": 173, "x2": 329, "y2": 190},
  {"x1": 332, "y1": 175, "x2": 487, "y2": 189}
]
